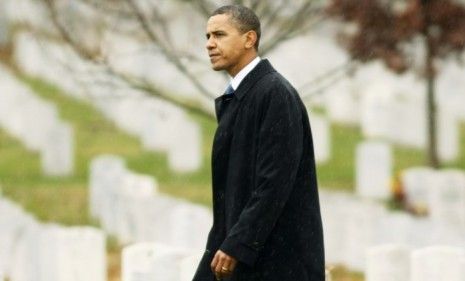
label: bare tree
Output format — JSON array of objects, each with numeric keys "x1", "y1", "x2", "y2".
[
  {"x1": 37, "y1": 0, "x2": 326, "y2": 119},
  {"x1": 327, "y1": 0, "x2": 465, "y2": 168}
]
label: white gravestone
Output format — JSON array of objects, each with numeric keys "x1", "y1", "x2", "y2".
[
  {"x1": 361, "y1": 82, "x2": 429, "y2": 149},
  {"x1": 112, "y1": 97, "x2": 148, "y2": 137},
  {"x1": 37, "y1": 225, "x2": 106, "y2": 281},
  {"x1": 344, "y1": 201, "x2": 386, "y2": 271},
  {"x1": 309, "y1": 113, "x2": 331, "y2": 163},
  {"x1": 0, "y1": 211, "x2": 19, "y2": 276},
  {"x1": 116, "y1": 172, "x2": 157, "y2": 244},
  {"x1": 9, "y1": 219, "x2": 43, "y2": 281},
  {"x1": 360, "y1": 85, "x2": 394, "y2": 139},
  {"x1": 320, "y1": 191, "x2": 355, "y2": 265},
  {"x1": 179, "y1": 251, "x2": 203, "y2": 281},
  {"x1": 12, "y1": 32, "x2": 44, "y2": 78},
  {"x1": 89, "y1": 156, "x2": 129, "y2": 235},
  {"x1": 0, "y1": 199, "x2": 36, "y2": 278},
  {"x1": 41, "y1": 122, "x2": 74, "y2": 176},
  {"x1": 411, "y1": 246, "x2": 465, "y2": 281},
  {"x1": 392, "y1": 99, "x2": 426, "y2": 148},
  {"x1": 55, "y1": 227, "x2": 106, "y2": 281},
  {"x1": 22, "y1": 101, "x2": 59, "y2": 151},
  {"x1": 169, "y1": 203, "x2": 212, "y2": 251},
  {"x1": 122, "y1": 243, "x2": 187, "y2": 281},
  {"x1": 366, "y1": 244, "x2": 410, "y2": 281},
  {"x1": 325, "y1": 80, "x2": 361, "y2": 125},
  {"x1": 437, "y1": 106, "x2": 460, "y2": 162},
  {"x1": 401, "y1": 167, "x2": 437, "y2": 213},
  {"x1": 132, "y1": 195, "x2": 182, "y2": 243},
  {"x1": 376, "y1": 212, "x2": 413, "y2": 245},
  {"x1": 356, "y1": 141, "x2": 392, "y2": 200},
  {"x1": 89, "y1": 154, "x2": 126, "y2": 220},
  {"x1": 168, "y1": 120, "x2": 202, "y2": 173},
  {"x1": 406, "y1": 217, "x2": 436, "y2": 248},
  {"x1": 141, "y1": 101, "x2": 171, "y2": 152},
  {"x1": 140, "y1": 100, "x2": 188, "y2": 153},
  {"x1": 428, "y1": 169, "x2": 465, "y2": 228}
]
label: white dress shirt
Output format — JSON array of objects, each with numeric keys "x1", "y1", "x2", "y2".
[{"x1": 229, "y1": 56, "x2": 261, "y2": 91}]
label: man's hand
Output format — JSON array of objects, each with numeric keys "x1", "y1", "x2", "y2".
[{"x1": 211, "y1": 250, "x2": 237, "y2": 280}]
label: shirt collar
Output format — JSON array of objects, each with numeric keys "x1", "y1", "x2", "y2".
[{"x1": 229, "y1": 56, "x2": 261, "y2": 91}]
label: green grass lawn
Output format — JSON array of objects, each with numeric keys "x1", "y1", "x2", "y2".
[
  {"x1": 0, "y1": 76, "x2": 217, "y2": 225},
  {"x1": 317, "y1": 123, "x2": 465, "y2": 191},
  {"x1": 1, "y1": 73, "x2": 465, "y2": 281}
]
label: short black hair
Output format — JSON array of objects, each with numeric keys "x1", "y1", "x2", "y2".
[{"x1": 211, "y1": 5, "x2": 261, "y2": 50}]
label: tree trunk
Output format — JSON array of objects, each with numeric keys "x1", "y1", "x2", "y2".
[{"x1": 425, "y1": 34, "x2": 439, "y2": 168}]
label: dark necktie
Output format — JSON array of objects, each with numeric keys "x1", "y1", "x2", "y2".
[{"x1": 225, "y1": 84, "x2": 234, "y2": 95}]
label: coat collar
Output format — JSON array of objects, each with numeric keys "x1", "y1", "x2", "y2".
[
  {"x1": 215, "y1": 59, "x2": 276, "y2": 103},
  {"x1": 233, "y1": 59, "x2": 276, "y2": 101},
  {"x1": 214, "y1": 59, "x2": 276, "y2": 121}
]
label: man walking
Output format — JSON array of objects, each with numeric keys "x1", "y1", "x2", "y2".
[{"x1": 193, "y1": 5, "x2": 325, "y2": 281}]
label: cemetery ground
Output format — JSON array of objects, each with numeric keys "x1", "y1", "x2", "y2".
[{"x1": 1, "y1": 72, "x2": 465, "y2": 280}]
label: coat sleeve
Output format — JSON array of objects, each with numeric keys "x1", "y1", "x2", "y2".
[{"x1": 219, "y1": 82, "x2": 303, "y2": 266}]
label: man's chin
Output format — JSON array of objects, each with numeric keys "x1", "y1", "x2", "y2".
[{"x1": 211, "y1": 62, "x2": 226, "y2": 71}]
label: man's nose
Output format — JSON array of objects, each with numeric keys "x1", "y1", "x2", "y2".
[{"x1": 206, "y1": 38, "x2": 215, "y2": 50}]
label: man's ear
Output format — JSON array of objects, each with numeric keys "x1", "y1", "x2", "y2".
[{"x1": 244, "y1": 30, "x2": 257, "y2": 49}]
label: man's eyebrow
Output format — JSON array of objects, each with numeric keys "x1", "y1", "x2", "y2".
[
  {"x1": 206, "y1": 30, "x2": 226, "y2": 38},
  {"x1": 205, "y1": 30, "x2": 225, "y2": 39}
]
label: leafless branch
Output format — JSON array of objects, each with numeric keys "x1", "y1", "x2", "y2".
[
  {"x1": 189, "y1": 0, "x2": 216, "y2": 18},
  {"x1": 116, "y1": 72, "x2": 215, "y2": 120},
  {"x1": 40, "y1": 0, "x2": 334, "y2": 119},
  {"x1": 77, "y1": 0, "x2": 134, "y2": 18},
  {"x1": 43, "y1": 0, "x2": 98, "y2": 61},
  {"x1": 123, "y1": 0, "x2": 217, "y2": 99},
  {"x1": 300, "y1": 59, "x2": 356, "y2": 99},
  {"x1": 261, "y1": 4, "x2": 325, "y2": 55},
  {"x1": 40, "y1": 0, "x2": 216, "y2": 119},
  {"x1": 184, "y1": 0, "x2": 324, "y2": 56}
]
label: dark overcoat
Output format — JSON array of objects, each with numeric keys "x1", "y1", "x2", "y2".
[{"x1": 193, "y1": 60, "x2": 325, "y2": 281}]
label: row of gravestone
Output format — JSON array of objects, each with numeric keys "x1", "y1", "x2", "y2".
[
  {"x1": 0, "y1": 64, "x2": 74, "y2": 176},
  {"x1": 325, "y1": 61, "x2": 465, "y2": 162},
  {"x1": 320, "y1": 187, "x2": 465, "y2": 272},
  {"x1": 13, "y1": 32, "x2": 203, "y2": 173},
  {"x1": 402, "y1": 167, "x2": 465, "y2": 227},
  {"x1": 0, "y1": 194, "x2": 106, "y2": 281},
  {"x1": 356, "y1": 139, "x2": 465, "y2": 224},
  {"x1": 365, "y1": 244, "x2": 465, "y2": 281},
  {"x1": 121, "y1": 243, "x2": 202, "y2": 281},
  {"x1": 120, "y1": 242, "x2": 332, "y2": 281},
  {"x1": 89, "y1": 154, "x2": 212, "y2": 249},
  {"x1": 360, "y1": 88, "x2": 460, "y2": 162}
]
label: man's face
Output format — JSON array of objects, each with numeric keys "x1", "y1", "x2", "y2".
[{"x1": 205, "y1": 14, "x2": 249, "y2": 77}]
